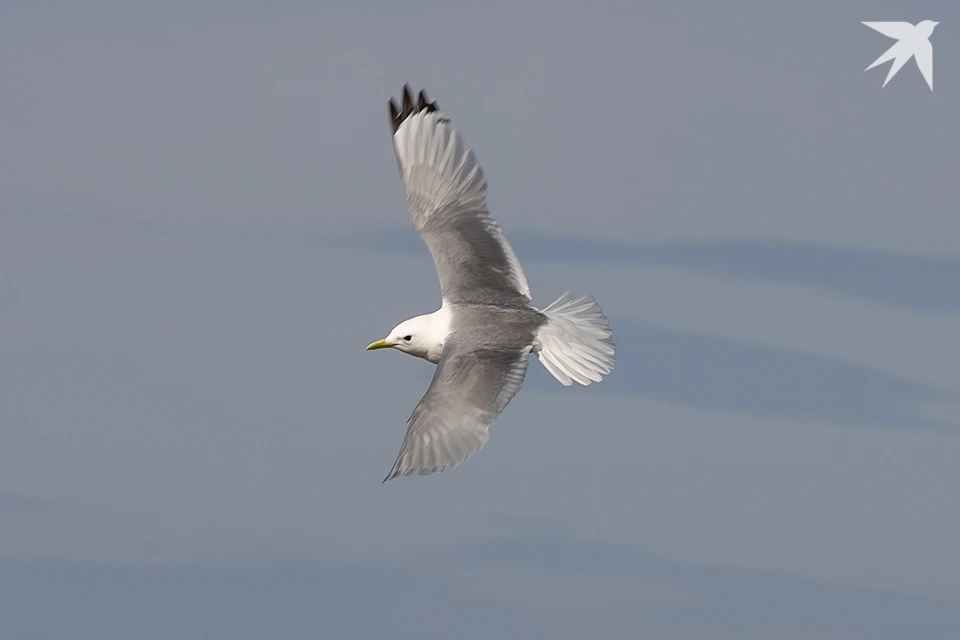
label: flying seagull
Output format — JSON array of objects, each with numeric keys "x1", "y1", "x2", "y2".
[
  {"x1": 863, "y1": 20, "x2": 938, "y2": 90},
  {"x1": 367, "y1": 85, "x2": 616, "y2": 482}
]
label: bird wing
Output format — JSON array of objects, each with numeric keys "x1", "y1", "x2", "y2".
[
  {"x1": 865, "y1": 40, "x2": 903, "y2": 70},
  {"x1": 914, "y1": 37, "x2": 934, "y2": 90},
  {"x1": 882, "y1": 46, "x2": 914, "y2": 87},
  {"x1": 384, "y1": 338, "x2": 531, "y2": 481},
  {"x1": 388, "y1": 85, "x2": 532, "y2": 305},
  {"x1": 862, "y1": 22, "x2": 916, "y2": 39}
]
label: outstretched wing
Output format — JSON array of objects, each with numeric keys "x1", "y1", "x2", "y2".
[
  {"x1": 384, "y1": 339, "x2": 531, "y2": 481},
  {"x1": 914, "y1": 37, "x2": 934, "y2": 90},
  {"x1": 882, "y1": 45, "x2": 914, "y2": 87},
  {"x1": 862, "y1": 21, "x2": 916, "y2": 39},
  {"x1": 865, "y1": 40, "x2": 903, "y2": 71},
  {"x1": 387, "y1": 85, "x2": 531, "y2": 306}
]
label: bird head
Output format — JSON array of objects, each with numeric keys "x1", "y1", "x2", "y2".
[
  {"x1": 918, "y1": 20, "x2": 939, "y2": 37},
  {"x1": 366, "y1": 316, "x2": 432, "y2": 360}
]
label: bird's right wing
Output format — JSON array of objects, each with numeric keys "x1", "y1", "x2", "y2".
[
  {"x1": 914, "y1": 37, "x2": 934, "y2": 89},
  {"x1": 387, "y1": 85, "x2": 532, "y2": 305},
  {"x1": 862, "y1": 21, "x2": 916, "y2": 39},
  {"x1": 384, "y1": 339, "x2": 531, "y2": 481}
]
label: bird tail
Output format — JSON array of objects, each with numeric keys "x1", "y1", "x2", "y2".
[{"x1": 534, "y1": 290, "x2": 615, "y2": 386}]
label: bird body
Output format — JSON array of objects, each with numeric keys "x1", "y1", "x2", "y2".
[{"x1": 367, "y1": 85, "x2": 615, "y2": 481}]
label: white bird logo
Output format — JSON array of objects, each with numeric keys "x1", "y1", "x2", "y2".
[{"x1": 863, "y1": 20, "x2": 938, "y2": 90}]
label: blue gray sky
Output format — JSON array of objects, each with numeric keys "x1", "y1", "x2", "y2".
[{"x1": 2, "y1": 1, "x2": 959, "y2": 638}]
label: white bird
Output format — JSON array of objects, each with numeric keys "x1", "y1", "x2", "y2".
[
  {"x1": 863, "y1": 20, "x2": 938, "y2": 90},
  {"x1": 366, "y1": 85, "x2": 615, "y2": 482}
]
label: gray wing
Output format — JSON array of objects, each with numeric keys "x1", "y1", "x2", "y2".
[
  {"x1": 914, "y1": 37, "x2": 934, "y2": 90},
  {"x1": 384, "y1": 339, "x2": 532, "y2": 481},
  {"x1": 388, "y1": 85, "x2": 532, "y2": 306},
  {"x1": 862, "y1": 22, "x2": 915, "y2": 39}
]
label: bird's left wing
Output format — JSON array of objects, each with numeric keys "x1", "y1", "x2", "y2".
[{"x1": 384, "y1": 338, "x2": 531, "y2": 481}]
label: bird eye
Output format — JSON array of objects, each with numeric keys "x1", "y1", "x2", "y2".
[{"x1": 403, "y1": 335, "x2": 412, "y2": 341}]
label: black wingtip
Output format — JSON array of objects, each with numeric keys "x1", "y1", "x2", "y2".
[
  {"x1": 416, "y1": 89, "x2": 431, "y2": 111},
  {"x1": 388, "y1": 98, "x2": 400, "y2": 129},
  {"x1": 401, "y1": 84, "x2": 414, "y2": 116},
  {"x1": 388, "y1": 84, "x2": 441, "y2": 134},
  {"x1": 382, "y1": 459, "x2": 399, "y2": 483}
]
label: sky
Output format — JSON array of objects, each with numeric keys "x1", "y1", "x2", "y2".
[{"x1": 2, "y1": 0, "x2": 959, "y2": 638}]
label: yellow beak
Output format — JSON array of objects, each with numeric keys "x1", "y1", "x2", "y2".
[{"x1": 365, "y1": 338, "x2": 392, "y2": 351}]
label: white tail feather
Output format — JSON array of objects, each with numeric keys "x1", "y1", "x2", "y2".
[{"x1": 535, "y1": 290, "x2": 615, "y2": 386}]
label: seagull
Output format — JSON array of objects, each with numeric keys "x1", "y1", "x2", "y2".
[
  {"x1": 366, "y1": 85, "x2": 616, "y2": 482},
  {"x1": 863, "y1": 20, "x2": 938, "y2": 90}
]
